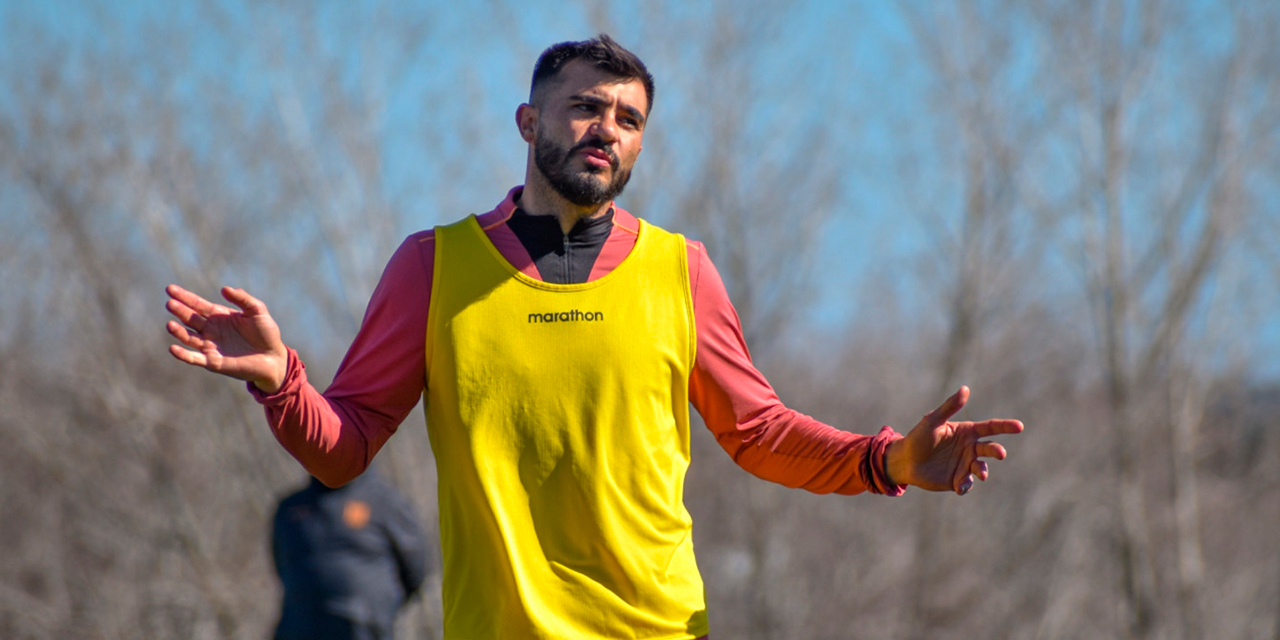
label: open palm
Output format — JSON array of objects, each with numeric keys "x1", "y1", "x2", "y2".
[{"x1": 165, "y1": 284, "x2": 289, "y2": 392}]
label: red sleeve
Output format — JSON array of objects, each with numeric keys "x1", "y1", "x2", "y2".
[
  {"x1": 249, "y1": 232, "x2": 435, "y2": 487},
  {"x1": 685, "y1": 242, "x2": 905, "y2": 496}
]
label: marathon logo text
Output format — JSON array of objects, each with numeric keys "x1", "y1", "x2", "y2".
[{"x1": 528, "y1": 309, "x2": 604, "y2": 324}]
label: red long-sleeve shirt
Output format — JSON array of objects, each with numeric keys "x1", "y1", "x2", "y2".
[{"x1": 251, "y1": 187, "x2": 905, "y2": 497}]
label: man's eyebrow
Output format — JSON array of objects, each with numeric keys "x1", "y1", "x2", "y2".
[
  {"x1": 568, "y1": 93, "x2": 647, "y2": 124},
  {"x1": 619, "y1": 103, "x2": 646, "y2": 124},
  {"x1": 569, "y1": 93, "x2": 608, "y2": 105}
]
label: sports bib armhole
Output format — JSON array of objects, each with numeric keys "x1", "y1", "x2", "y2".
[
  {"x1": 423, "y1": 225, "x2": 451, "y2": 377},
  {"x1": 677, "y1": 233, "x2": 697, "y2": 375}
]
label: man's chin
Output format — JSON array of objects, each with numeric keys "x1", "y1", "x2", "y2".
[
  {"x1": 571, "y1": 172, "x2": 611, "y2": 193},
  {"x1": 560, "y1": 183, "x2": 613, "y2": 208},
  {"x1": 540, "y1": 163, "x2": 627, "y2": 208},
  {"x1": 574, "y1": 163, "x2": 610, "y2": 178}
]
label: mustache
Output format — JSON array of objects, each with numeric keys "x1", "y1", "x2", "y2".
[{"x1": 569, "y1": 138, "x2": 618, "y2": 168}]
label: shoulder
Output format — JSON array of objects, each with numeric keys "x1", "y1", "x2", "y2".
[
  {"x1": 618, "y1": 207, "x2": 687, "y2": 245},
  {"x1": 404, "y1": 228, "x2": 436, "y2": 249},
  {"x1": 426, "y1": 202, "x2": 516, "y2": 242},
  {"x1": 392, "y1": 203, "x2": 505, "y2": 269},
  {"x1": 380, "y1": 230, "x2": 436, "y2": 284},
  {"x1": 615, "y1": 205, "x2": 711, "y2": 271}
]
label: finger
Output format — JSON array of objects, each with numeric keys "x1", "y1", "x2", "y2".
[
  {"x1": 973, "y1": 419, "x2": 1024, "y2": 438},
  {"x1": 167, "y1": 319, "x2": 195, "y2": 344},
  {"x1": 975, "y1": 441, "x2": 1007, "y2": 461},
  {"x1": 166, "y1": 319, "x2": 209, "y2": 350},
  {"x1": 957, "y1": 473, "x2": 975, "y2": 495},
  {"x1": 925, "y1": 385, "x2": 970, "y2": 426},
  {"x1": 168, "y1": 342, "x2": 210, "y2": 367},
  {"x1": 166, "y1": 284, "x2": 223, "y2": 317},
  {"x1": 953, "y1": 450, "x2": 976, "y2": 493},
  {"x1": 970, "y1": 459, "x2": 989, "y2": 481},
  {"x1": 221, "y1": 286, "x2": 267, "y2": 316},
  {"x1": 166, "y1": 298, "x2": 206, "y2": 332}
]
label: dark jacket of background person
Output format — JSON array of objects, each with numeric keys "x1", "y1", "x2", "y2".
[{"x1": 271, "y1": 469, "x2": 428, "y2": 640}]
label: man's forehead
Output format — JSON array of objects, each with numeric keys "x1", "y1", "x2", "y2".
[{"x1": 545, "y1": 61, "x2": 648, "y2": 110}]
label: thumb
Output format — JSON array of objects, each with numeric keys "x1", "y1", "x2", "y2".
[
  {"x1": 925, "y1": 385, "x2": 969, "y2": 426},
  {"x1": 221, "y1": 286, "x2": 267, "y2": 316}
]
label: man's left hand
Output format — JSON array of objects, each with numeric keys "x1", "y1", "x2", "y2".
[{"x1": 885, "y1": 386, "x2": 1024, "y2": 495}]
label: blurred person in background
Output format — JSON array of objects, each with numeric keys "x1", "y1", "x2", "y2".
[
  {"x1": 272, "y1": 467, "x2": 427, "y2": 640},
  {"x1": 166, "y1": 34, "x2": 1023, "y2": 640}
]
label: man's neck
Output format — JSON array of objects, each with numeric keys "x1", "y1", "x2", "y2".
[{"x1": 518, "y1": 177, "x2": 612, "y2": 234}]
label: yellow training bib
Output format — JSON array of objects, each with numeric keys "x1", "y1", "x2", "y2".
[{"x1": 424, "y1": 214, "x2": 707, "y2": 639}]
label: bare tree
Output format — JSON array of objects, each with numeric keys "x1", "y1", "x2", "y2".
[
  {"x1": 0, "y1": 3, "x2": 446, "y2": 638},
  {"x1": 4, "y1": 2, "x2": 1278, "y2": 639},
  {"x1": 1030, "y1": 1, "x2": 1280, "y2": 637}
]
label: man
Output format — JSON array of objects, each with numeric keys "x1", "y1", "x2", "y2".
[
  {"x1": 165, "y1": 35, "x2": 1023, "y2": 640},
  {"x1": 271, "y1": 468, "x2": 427, "y2": 640}
]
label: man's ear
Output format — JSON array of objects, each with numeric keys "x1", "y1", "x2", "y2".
[{"x1": 516, "y1": 103, "x2": 538, "y2": 143}]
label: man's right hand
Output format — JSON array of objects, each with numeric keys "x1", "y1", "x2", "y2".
[{"x1": 165, "y1": 284, "x2": 289, "y2": 393}]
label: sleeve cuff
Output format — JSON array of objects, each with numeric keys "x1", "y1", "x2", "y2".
[
  {"x1": 866, "y1": 425, "x2": 907, "y2": 496},
  {"x1": 246, "y1": 347, "x2": 306, "y2": 404}
]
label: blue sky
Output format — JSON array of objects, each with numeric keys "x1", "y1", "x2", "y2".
[{"x1": 6, "y1": 0, "x2": 1277, "y2": 381}]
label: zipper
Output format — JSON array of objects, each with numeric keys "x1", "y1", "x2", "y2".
[{"x1": 562, "y1": 234, "x2": 571, "y2": 283}]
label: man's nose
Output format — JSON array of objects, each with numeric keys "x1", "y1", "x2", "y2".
[{"x1": 590, "y1": 115, "x2": 619, "y2": 143}]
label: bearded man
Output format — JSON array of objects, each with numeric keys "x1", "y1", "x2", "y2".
[{"x1": 165, "y1": 34, "x2": 1023, "y2": 640}]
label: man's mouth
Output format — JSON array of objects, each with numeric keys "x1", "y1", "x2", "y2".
[{"x1": 576, "y1": 144, "x2": 616, "y2": 169}]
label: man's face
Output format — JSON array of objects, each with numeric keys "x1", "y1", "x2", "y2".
[{"x1": 527, "y1": 60, "x2": 648, "y2": 208}]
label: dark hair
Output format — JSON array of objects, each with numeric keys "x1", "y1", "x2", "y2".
[{"x1": 530, "y1": 34, "x2": 655, "y2": 114}]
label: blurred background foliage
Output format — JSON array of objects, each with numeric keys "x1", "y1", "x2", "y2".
[{"x1": 1, "y1": 1, "x2": 1277, "y2": 638}]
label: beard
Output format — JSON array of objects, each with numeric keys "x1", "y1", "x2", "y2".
[{"x1": 534, "y1": 133, "x2": 632, "y2": 208}]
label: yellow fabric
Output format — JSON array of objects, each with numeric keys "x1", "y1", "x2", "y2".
[{"x1": 424, "y1": 215, "x2": 706, "y2": 639}]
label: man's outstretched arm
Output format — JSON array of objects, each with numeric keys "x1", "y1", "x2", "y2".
[
  {"x1": 685, "y1": 245, "x2": 1023, "y2": 496},
  {"x1": 686, "y1": 246, "x2": 903, "y2": 495}
]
